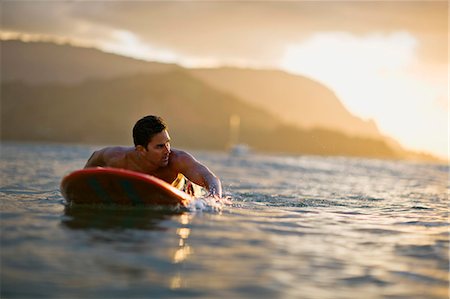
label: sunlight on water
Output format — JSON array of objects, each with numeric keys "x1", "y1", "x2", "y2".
[{"x1": 1, "y1": 143, "x2": 448, "y2": 299}]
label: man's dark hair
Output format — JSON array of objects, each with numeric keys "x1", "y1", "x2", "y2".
[{"x1": 133, "y1": 115, "x2": 167, "y2": 147}]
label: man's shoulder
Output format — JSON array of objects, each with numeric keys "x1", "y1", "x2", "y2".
[
  {"x1": 169, "y1": 149, "x2": 196, "y2": 168},
  {"x1": 86, "y1": 146, "x2": 132, "y2": 168},
  {"x1": 102, "y1": 146, "x2": 130, "y2": 156},
  {"x1": 96, "y1": 146, "x2": 131, "y2": 164},
  {"x1": 170, "y1": 149, "x2": 193, "y2": 160}
]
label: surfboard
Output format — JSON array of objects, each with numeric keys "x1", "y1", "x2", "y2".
[{"x1": 60, "y1": 167, "x2": 193, "y2": 206}]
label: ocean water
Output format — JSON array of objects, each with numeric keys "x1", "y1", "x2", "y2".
[{"x1": 1, "y1": 142, "x2": 448, "y2": 299}]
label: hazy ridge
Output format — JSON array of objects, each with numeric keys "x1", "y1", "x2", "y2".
[
  {"x1": 189, "y1": 68, "x2": 381, "y2": 138},
  {"x1": 0, "y1": 40, "x2": 439, "y2": 161}
]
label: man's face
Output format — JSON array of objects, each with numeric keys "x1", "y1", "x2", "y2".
[{"x1": 144, "y1": 130, "x2": 171, "y2": 167}]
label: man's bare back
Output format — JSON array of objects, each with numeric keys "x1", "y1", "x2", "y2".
[{"x1": 85, "y1": 116, "x2": 222, "y2": 197}]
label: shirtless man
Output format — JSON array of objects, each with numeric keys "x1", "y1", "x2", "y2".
[{"x1": 84, "y1": 115, "x2": 222, "y2": 198}]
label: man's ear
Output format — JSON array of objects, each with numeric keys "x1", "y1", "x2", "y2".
[{"x1": 135, "y1": 145, "x2": 146, "y2": 152}]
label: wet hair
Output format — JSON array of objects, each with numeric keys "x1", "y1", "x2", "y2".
[{"x1": 133, "y1": 115, "x2": 167, "y2": 147}]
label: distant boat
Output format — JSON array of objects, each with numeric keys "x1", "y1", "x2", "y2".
[
  {"x1": 228, "y1": 114, "x2": 251, "y2": 156},
  {"x1": 229, "y1": 143, "x2": 250, "y2": 156}
]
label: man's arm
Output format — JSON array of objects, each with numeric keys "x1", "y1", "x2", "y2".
[{"x1": 175, "y1": 151, "x2": 222, "y2": 198}]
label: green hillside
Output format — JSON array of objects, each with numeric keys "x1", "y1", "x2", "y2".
[
  {"x1": 2, "y1": 70, "x2": 402, "y2": 158},
  {"x1": 189, "y1": 68, "x2": 382, "y2": 138}
]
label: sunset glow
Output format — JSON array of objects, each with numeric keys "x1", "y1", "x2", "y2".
[{"x1": 280, "y1": 32, "x2": 447, "y2": 158}]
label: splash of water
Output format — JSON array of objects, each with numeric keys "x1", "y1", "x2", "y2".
[{"x1": 187, "y1": 196, "x2": 232, "y2": 213}]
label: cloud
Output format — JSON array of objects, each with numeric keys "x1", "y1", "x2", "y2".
[{"x1": 2, "y1": 1, "x2": 447, "y2": 66}]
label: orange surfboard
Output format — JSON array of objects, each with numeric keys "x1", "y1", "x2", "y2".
[{"x1": 60, "y1": 168, "x2": 193, "y2": 206}]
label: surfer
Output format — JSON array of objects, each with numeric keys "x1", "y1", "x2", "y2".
[{"x1": 84, "y1": 115, "x2": 222, "y2": 198}]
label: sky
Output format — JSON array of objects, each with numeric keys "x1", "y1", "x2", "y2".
[{"x1": 1, "y1": 1, "x2": 448, "y2": 159}]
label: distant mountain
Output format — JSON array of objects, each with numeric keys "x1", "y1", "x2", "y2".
[
  {"x1": 0, "y1": 70, "x2": 267, "y2": 148},
  {"x1": 189, "y1": 68, "x2": 381, "y2": 138},
  {"x1": 1, "y1": 40, "x2": 177, "y2": 84},
  {"x1": 0, "y1": 39, "x2": 439, "y2": 161},
  {"x1": 1, "y1": 71, "x2": 401, "y2": 159},
  {"x1": 1, "y1": 40, "x2": 379, "y2": 138}
]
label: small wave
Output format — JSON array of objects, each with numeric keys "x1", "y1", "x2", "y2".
[
  {"x1": 394, "y1": 221, "x2": 449, "y2": 227},
  {"x1": 345, "y1": 194, "x2": 385, "y2": 201},
  {"x1": 356, "y1": 228, "x2": 402, "y2": 235},
  {"x1": 410, "y1": 206, "x2": 431, "y2": 210},
  {"x1": 395, "y1": 244, "x2": 447, "y2": 260},
  {"x1": 390, "y1": 271, "x2": 448, "y2": 285},
  {"x1": 0, "y1": 188, "x2": 51, "y2": 195},
  {"x1": 341, "y1": 274, "x2": 390, "y2": 286}
]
